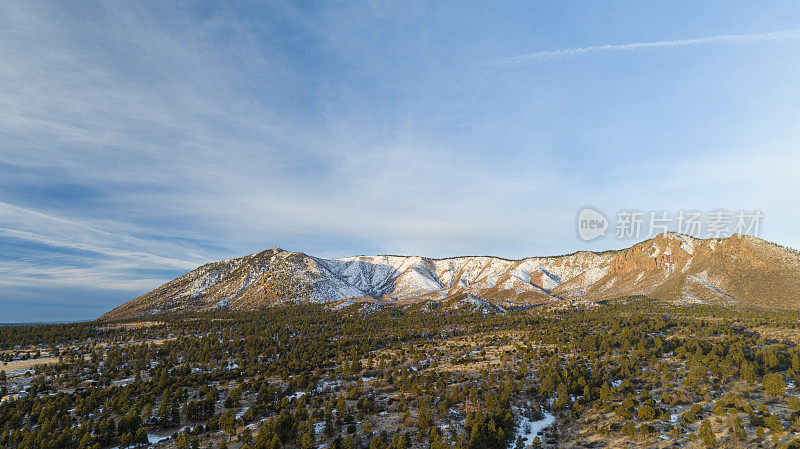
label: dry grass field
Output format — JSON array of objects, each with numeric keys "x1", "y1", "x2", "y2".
[{"x1": 0, "y1": 356, "x2": 60, "y2": 373}]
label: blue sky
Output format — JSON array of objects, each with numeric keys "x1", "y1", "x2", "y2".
[{"x1": 2, "y1": 1, "x2": 800, "y2": 322}]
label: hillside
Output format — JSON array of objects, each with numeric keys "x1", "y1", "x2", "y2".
[{"x1": 101, "y1": 233, "x2": 800, "y2": 320}]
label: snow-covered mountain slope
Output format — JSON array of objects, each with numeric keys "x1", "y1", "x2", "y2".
[{"x1": 101, "y1": 233, "x2": 800, "y2": 320}]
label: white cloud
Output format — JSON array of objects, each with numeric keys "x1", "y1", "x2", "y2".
[
  {"x1": 502, "y1": 29, "x2": 800, "y2": 63},
  {"x1": 0, "y1": 260, "x2": 169, "y2": 291}
]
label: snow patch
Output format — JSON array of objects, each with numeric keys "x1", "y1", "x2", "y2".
[{"x1": 509, "y1": 411, "x2": 554, "y2": 448}]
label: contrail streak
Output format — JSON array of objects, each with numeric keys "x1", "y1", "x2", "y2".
[{"x1": 502, "y1": 29, "x2": 800, "y2": 64}]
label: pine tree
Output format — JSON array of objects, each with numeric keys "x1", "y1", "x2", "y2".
[
  {"x1": 698, "y1": 420, "x2": 716, "y2": 448},
  {"x1": 637, "y1": 404, "x2": 656, "y2": 421},
  {"x1": 764, "y1": 373, "x2": 786, "y2": 397},
  {"x1": 300, "y1": 426, "x2": 315, "y2": 449},
  {"x1": 134, "y1": 428, "x2": 148, "y2": 447},
  {"x1": 730, "y1": 417, "x2": 745, "y2": 441}
]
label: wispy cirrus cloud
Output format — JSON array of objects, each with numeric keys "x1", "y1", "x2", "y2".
[
  {"x1": 501, "y1": 29, "x2": 800, "y2": 63},
  {"x1": 0, "y1": 201, "x2": 202, "y2": 270},
  {"x1": 0, "y1": 261, "x2": 170, "y2": 291}
]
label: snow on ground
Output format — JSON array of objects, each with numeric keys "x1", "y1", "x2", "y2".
[
  {"x1": 674, "y1": 233, "x2": 696, "y2": 255},
  {"x1": 245, "y1": 417, "x2": 270, "y2": 429},
  {"x1": 317, "y1": 379, "x2": 340, "y2": 392},
  {"x1": 687, "y1": 272, "x2": 737, "y2": 302},
  {"x1": 236, "y1": 406, "x2": 250, "y2": 419},
  {"x1": 537, "y1": 266, "x2": 563, "y2": 290},
  {"x1": 287, "y1": 391, "x2": 307, "y2": 401},
  {"x1": 108, "y1": 425, "x2": 190, "y2": 449},
  {"x1": 332, "y1": 300, "x2": 355, "y2": 310},
  {"x1": 110, "y1": 377, "x2": 136, "y2": 387},
  {"x1": 509, "y1": 411, "x2": 554, "y2": 447},
  {"x1": 669, "y1": 405, "x2": 686, "y2": 424}
]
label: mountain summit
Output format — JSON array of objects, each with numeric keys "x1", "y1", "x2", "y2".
[{"x1": 101, "y1": 233, "x2": 800, "y2": 320}]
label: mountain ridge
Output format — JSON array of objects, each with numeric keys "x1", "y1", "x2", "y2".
[{"x1": 101, "y1": 233, "x2": 800, "y2": 320}]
